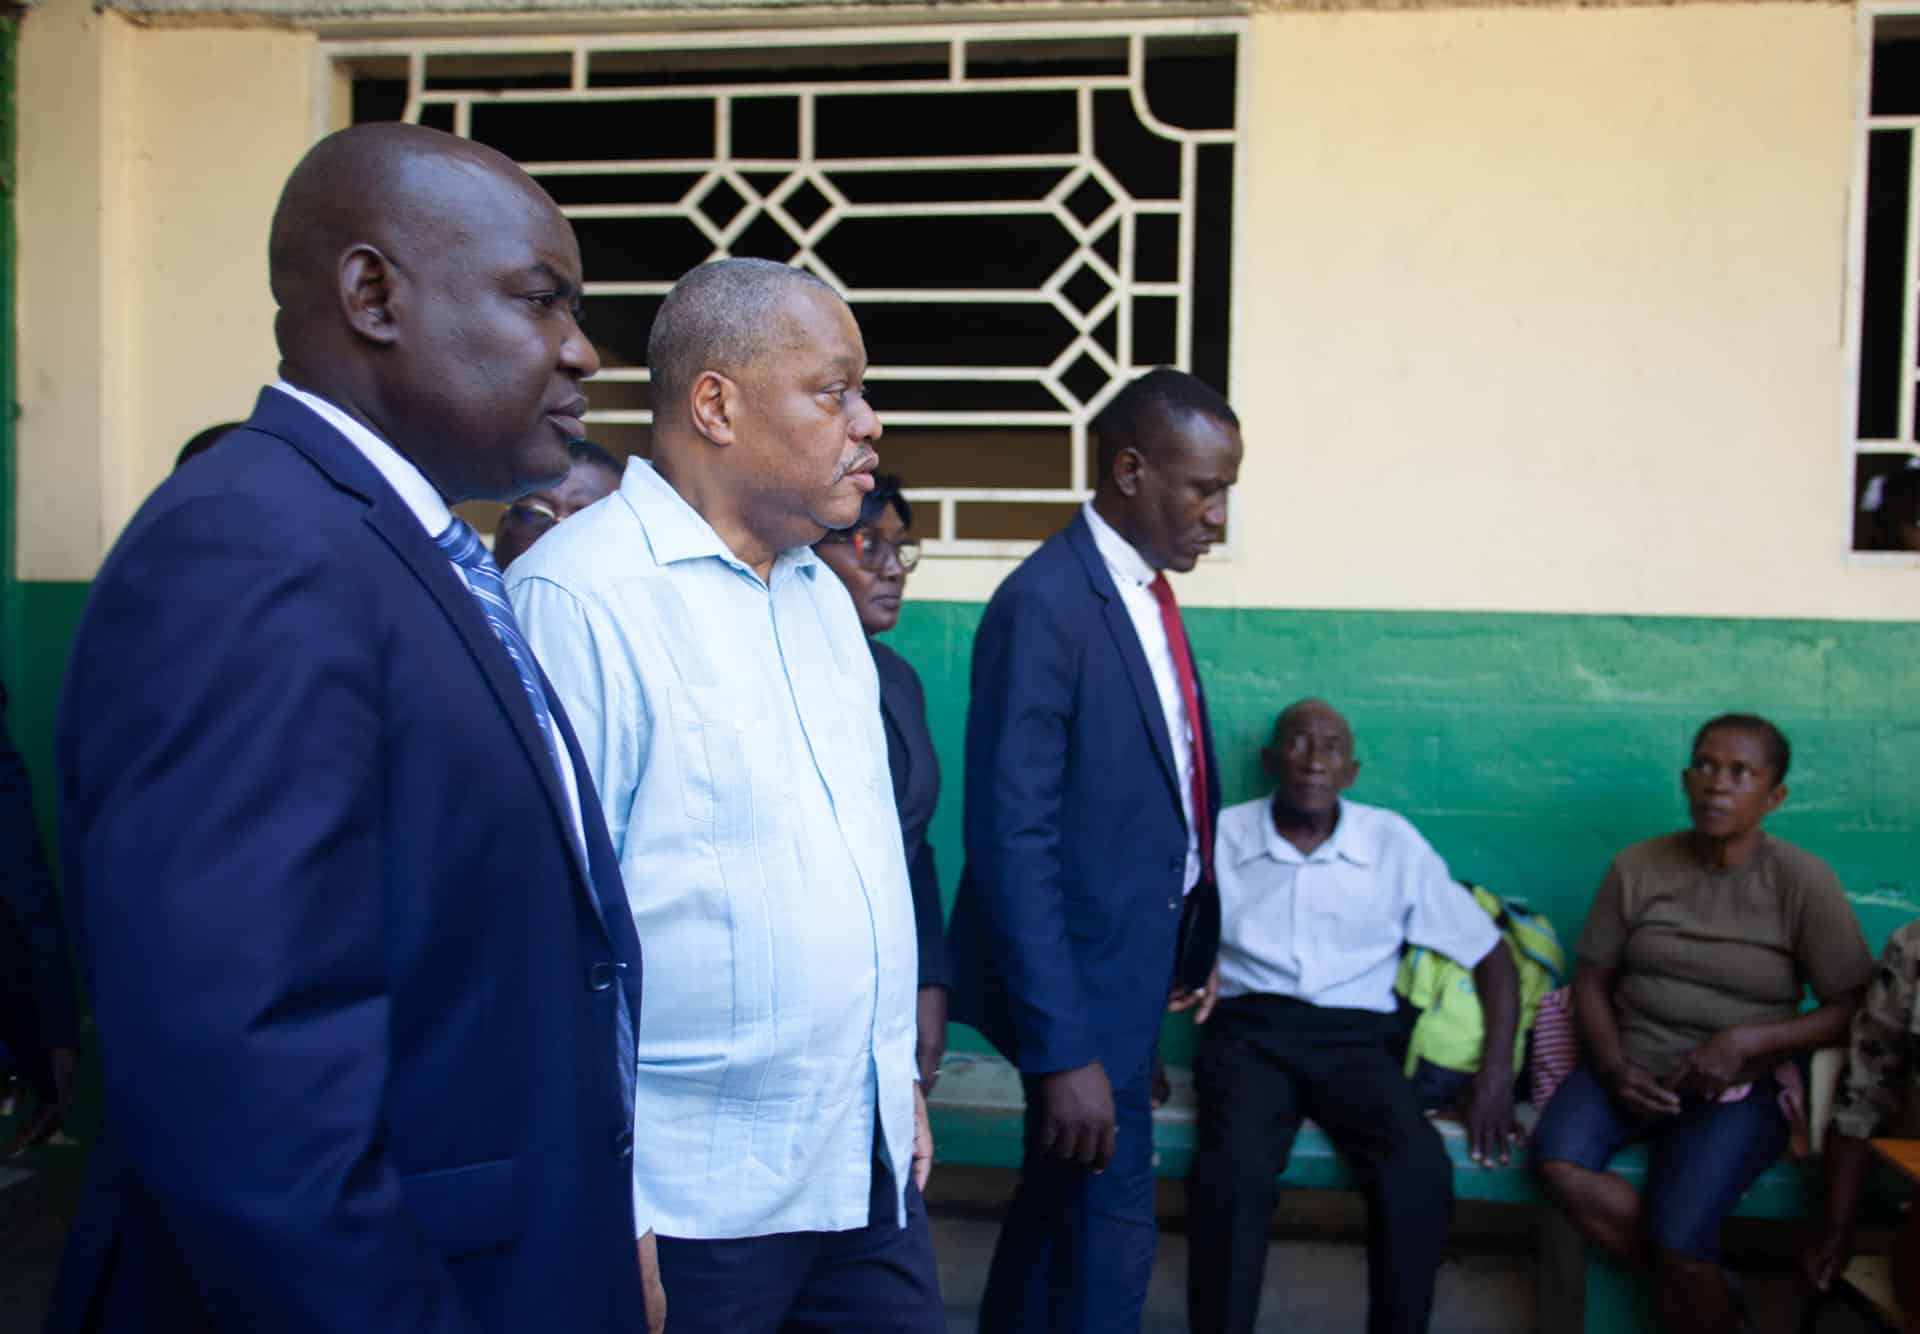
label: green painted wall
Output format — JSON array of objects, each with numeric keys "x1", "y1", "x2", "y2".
[
  {"x1": 12, "y1": 585, "x2": 1919, "y2": 1059},
  {"x1": 879, "y1": 602, "x2": 1920, "y2": 1062},
  {"x1": 13, "y1": 581, "x2": 89, "y2": 840}
]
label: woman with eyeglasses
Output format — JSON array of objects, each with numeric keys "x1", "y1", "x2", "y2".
[
  {"x1": 815, "y1": 475, "x2": 948, "y2": 1091},
  {"x1": 1532, "y1": 713, "x2": 1873, "y2": 1334}
]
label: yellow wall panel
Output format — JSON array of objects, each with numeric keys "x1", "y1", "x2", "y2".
[
  {"x1": 1215, "y1": 2, "x2": 1878, "y2": 619},
  {"x1": 15, "y1": 1, "x2": 1910, "y2": 624},
  {"x1": 17, "y1": 0, "x2": 313, "y2": 579}
]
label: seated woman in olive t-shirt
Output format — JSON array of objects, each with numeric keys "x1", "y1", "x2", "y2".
[{"x1": 1533, "y1": 713, "x2": 1874, "y2": 1334}]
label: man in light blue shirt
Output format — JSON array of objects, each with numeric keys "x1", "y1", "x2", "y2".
[
  {"x1": 507, "y1": 258, "x2": 938, "y2": 1334},
  {"x1": 1187, "y1": 699, "x2": 1520, "y2": 1334}
]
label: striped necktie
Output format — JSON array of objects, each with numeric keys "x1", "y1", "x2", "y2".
[
  {"x1": 436, "y1": 516, "x2": 636, "y2": 1136},
  {"x1": 435, "y1": 517, "x2": 567, "y2": 788}
]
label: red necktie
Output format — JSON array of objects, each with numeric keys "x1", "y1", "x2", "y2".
[{"x1": 1148, "y1": 573, "x2": 1212, "y2": 885}]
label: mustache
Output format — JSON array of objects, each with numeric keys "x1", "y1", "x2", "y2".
[{"x1": 831, "y1": 448, "x2": 880, "y2": 484}]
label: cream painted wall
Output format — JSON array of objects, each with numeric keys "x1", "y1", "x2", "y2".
[
  {"x1": 16, "y1": 0, "x2": 315, "y2": 579},
  {"x1": 915, "y1": 2, "x2": 1896, "y2": 619},
  {"x1": 14, "y1": 1, "x2": 1901, "y2": 622},
  {"x1": 1210, "y1": 1, "x2": 1884, "y2": 621},
  {"x1": 17, "y1": 0, "x2": 131, "y2": 582}
]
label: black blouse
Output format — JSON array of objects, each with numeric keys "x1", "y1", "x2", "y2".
[{"x1": 872, "y1": 638, "x2": 950, "y2": 991}]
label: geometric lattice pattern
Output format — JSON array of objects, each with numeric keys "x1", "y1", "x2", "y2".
[{"x1": 331, "y1": 20, "x2": 1243, "y2": 553}]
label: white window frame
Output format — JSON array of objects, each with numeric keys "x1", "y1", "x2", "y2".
[
  {"x1": 319, "y1": 16, "x2": 1249, "y2": 560},
  {"x1": 1846, "y1": 4, "x2": 1920, "y2": 565}
]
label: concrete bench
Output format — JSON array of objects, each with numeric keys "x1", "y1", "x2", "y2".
[{"x1": 926, "y1": 1050, "x2": 1827, "y2": 1333}]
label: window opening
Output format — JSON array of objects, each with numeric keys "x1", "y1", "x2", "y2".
[{"x1": 334, "y1": 21, "x2": 1243, "y2": 555}]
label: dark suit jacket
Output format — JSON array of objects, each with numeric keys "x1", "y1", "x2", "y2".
[
  {"x1": 947, "y1": 512, "x2": 1220, "y2": 1083},
  {"x1": 47, "y1": 389, "x2": 645, "y2": 1334},
  {"x1": 872, "y1": 638, "x2": 949, "y2": 992}
]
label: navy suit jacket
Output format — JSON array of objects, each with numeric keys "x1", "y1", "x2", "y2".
[
  {"x1": 47, "y1": 390, "x2": 645, "y2": 1334},
  {"x1": 948, "y1": 512, "x2": 1220, "y2": 1082}
]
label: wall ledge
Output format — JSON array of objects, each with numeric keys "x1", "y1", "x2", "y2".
[{"x1": 91, "y1": 0, "x2": 1850, "y2": 26}]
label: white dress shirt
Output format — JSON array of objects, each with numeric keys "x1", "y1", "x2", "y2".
[
  {"x1": 1081, "y1": 501, "x2": 1201, "y2": 895},
  {"x1": 267, "y1": 382, "x2": 589, "y2": 855},
  {"x1": 507, "y1": 459, "x2": 919, "y2": 1240},
  {"x1": 1214, "y1": 796, "x2": 1501, "y2": 1011}
]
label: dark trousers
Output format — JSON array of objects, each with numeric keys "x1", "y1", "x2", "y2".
[
  {"x1": 655, "y1": 1153, "x2": 943, "y2": 1334},
  {"x1": 1187, "y1": 995, "x2": 1454, "y2": 1334},
  {"x1": 977, "y1": 1063, "x2": 1158, "y2": 1334}
]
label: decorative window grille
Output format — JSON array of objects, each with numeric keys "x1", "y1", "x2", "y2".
[
  {"x1": 1850, "y1": 10, "x2": 1920, "y2": 553},
  {"x1": 329, "y1": 20, "x2": 1244, "y2": 554}
]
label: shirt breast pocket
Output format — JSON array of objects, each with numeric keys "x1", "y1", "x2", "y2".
[
  {"x1": 1322, "y1": 886, "x2": 1392, "y2": 957},
  {"x1": 668, "y1": 684, "x2": 755, "y2": 831}
]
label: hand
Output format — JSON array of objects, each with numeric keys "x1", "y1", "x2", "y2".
[
  {"x1": 1600, "y1": 1058, "x2": 1681, "y2": 1122},
  {"x1": 1663, "y1": 1028, "x2": 1752, "y2": 1100},
  {"x1": 1167, "y1": 965, "x2": 1220, "y2": 1025},
  {"x1": 637, "y1": 1230, "x2": 666, "y2": 1334},
  {"x1": 912, "y1": 1082, "x2": 933, "y2": 1192},
  {"x1": 1799, "y1": 1230, "x2": 1853, "y2": 1294},
  {"x1": 1036, "y1": 1060, "x2": 1116, "y2": 1171},
  {"x1": 915, "y1": 988, "x2": 948, "y2": 1094},
  {"x1": 1464, "y1": 1065, "x2": 1520, "y2": 1166}
]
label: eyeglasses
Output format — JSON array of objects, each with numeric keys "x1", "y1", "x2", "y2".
[{"x1": 822, "y1": 528, "x2": 921, "y2": 572}]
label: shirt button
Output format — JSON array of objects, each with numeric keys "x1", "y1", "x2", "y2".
[
  {"x1": 612, "y1": 1128, "x2": 634, "y2": 1161},
  {"x1": 587, "y1": 962, "x2": 619, "y2": 992},
  {"x1": 1167, "y1": 855, "x2": 1183, "y2": 872},
  {"x1": 1168, "y1": 898, "x2": 1178, "y2": 911}
]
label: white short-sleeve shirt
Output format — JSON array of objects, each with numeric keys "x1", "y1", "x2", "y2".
[{"x1": 1214, "y1": 796, "x2": 1501, "y2": 1012}]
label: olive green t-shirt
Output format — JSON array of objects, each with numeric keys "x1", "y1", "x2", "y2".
[{"x1": 1576, "y1": 832, "x2": 1874, "y2": 1081}]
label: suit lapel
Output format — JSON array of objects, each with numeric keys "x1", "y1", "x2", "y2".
[
  {"x1": 1064, "y1": 515, "x2": 1181, "y2": 809},
  {"x1": 361, "y1": 498, "x2": 603, "y2": 922},
  {"x1": 250, "y1": 390, "x2": 608, "y2": 938}
]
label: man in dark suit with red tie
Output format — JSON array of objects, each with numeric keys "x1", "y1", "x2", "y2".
[{"x1": 947, "y1": 368, "x2": 1244, "y2": 1332}]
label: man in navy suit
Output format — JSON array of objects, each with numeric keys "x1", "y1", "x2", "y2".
[
  {"x1": 47, "y1": 123, "x2": 652, "y2": 1334},
  {"x1": 948, "y1": 368, "x2": 1244, "y2": 1332}
]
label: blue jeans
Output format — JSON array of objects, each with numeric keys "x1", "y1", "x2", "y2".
[{"x1": 1531, "y1": 1062, "x2": 1788, "y2": 1260}]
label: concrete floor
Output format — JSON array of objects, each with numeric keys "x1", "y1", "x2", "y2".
[
  {"x1": 928, "y1": 1213, "x2": 1537, "y2": 1334},
  {"x1": 0, "y1": 1134, "x2": 1836, "y2": 1334},
  {"x1": 924, "y1": 1167, "x2": 1822, "y2": 1334}
]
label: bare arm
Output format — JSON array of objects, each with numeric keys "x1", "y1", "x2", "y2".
[
  {"x1": 1666, "y1": 992, "x2": 1862, "y2": 1100},
  {"x1": 1573, "y1": 961, "x2": 1679, "y2": 1120},
  {"x1": 1464, "y1": 944, "x2": 1520, "y2": 1165}
]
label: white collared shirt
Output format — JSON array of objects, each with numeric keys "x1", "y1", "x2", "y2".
[
  {"x1": 266, "y1": 381, "x2": 587, "y2": 855},
  {"x1": 1081, "y1": 501, "x2": 1200, "y2": 894},
  {"x1": 1214, "y1": 796, "x2": 1501, "y2": 1011},
  {"x1": 506, "y1": 458, "x2": 918, "y2": 1240}
]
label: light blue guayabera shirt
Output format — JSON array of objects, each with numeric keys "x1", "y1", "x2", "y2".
[{"x1": 506, "y1": 458, "x2": 918, "y2": 1240}]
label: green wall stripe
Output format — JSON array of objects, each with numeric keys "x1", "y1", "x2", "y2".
[
  {"x1": 14, "y1": 581, "x2": 88, "y2": 844},
  {"x1": 880, "y1": 602, "x2": 1920, "y2": 1061},
  {"x1": 883, "y1": 603, "x2": 1920, "y2": 944},
  {"x1": 14, "y1": 586, "x2": 1917, "y2": 1059}
]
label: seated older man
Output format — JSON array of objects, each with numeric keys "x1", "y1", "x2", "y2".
[{"x1": 1186, "y1": 699, "x2": 1520, "y2": 1334}]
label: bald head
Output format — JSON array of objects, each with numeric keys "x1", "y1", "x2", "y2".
[
  {"x1": 646, "y1": 258, "x2": 839, "y2": 427},
  {"x1": 1273, "y1": 698, "x2": 1350, "y2": 747},
  {"x1": 1263, "y1": 697, "x2": 1359, "y2": 820},
  {"x1": 270, "y1": 123, "x2": 555, "y2": 352},
  {"x1": 265, "y1": 121, "x2": 598, "y2": 505}
]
